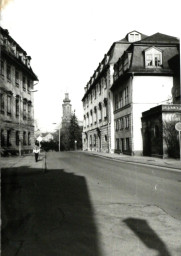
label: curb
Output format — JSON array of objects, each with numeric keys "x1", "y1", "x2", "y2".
[{"x1": 85, "y1": 152, "x2": 181, "y2": 171}]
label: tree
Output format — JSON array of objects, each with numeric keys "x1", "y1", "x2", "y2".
[
  {"x1": 52, "y1": 113, "x2": 82, "y2": 151},
  {"x1": 163, "y1": 120, "x2": 180, "y2": 158},
  {"x1": 68, "y1": 113, "x2": 82, "y2": 150}
]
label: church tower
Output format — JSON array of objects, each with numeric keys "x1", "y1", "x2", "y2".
[{"x1": 62, "y1": 93, "x2": 72, "y2": 130}]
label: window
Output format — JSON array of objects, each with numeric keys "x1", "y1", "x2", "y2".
[
  {"x1": 7, "y1": 130, "x2": 11, "y2": 146},
  {"x1": 23, "y1": 131, "x2": 26, "y2": 145},
  {"x1": 94, "y1": 134, "x2": 96, "y2": 146},
  {"x1": 115, "y1": 119, "x2": 119, "y2": 131},
  {"x1": 23, "y1": 76, "x2": 26, "y2": 91},
  {"x1": 94, "y1": 107, "x2": 97, "y2": 123},
  {"x1": 28, "y1": 102, "x2": 31, "y2": 120},
  {"x1": 99, "y1": 83, "x2": 101, "y2": 94},
  {"x1": 115, "y1": 95, "x2": 119, "y2": 110},
  {"x1": 95, "y1": 87, "x2": 97, "y2": 99},
  {"x1": 119, "y1": 91, "x2": 123, "y2": 108},
  {"x1": 90, "y1": 110, "x2": 93, "y2": 125},
  {"x1": 98, "y1": 103, "x2": 102, "y2": 121},
  {"x1": 154, "y1": 125, "x2": 159, "y2": 138},
  {"x1": 128, "y1": 32, "x2": 141, "y2": 42},
  {"x1": 125, "y1": 116, "x2": 129, "y2": 129},
  {"x1": 7, "y1": 64, "x2": 11, "y2": 81},
  {"x1": 0, "y1": 93, "x2": 5, "y2": 114},
  {"x1": 120, "y1": 118, "x2": 124, "y2": 130},
  {"x1": 125, "y1": 87, "x2": 129, "y2": 105},
  {"x1": 90, "y1": 135, "x2": 92, "y2": 148},
  {"x1": 87, "y1": 113, "x2": 89, "y2": 127},
  {"x1": 23, "y1": 100, "x2": 27, "y2": 120},
  {"x1": 116, "y1": 138, "x2": 120, "y2": 150},
  {"x1": 102, "y1": 77, "x2": 107, "y2": 89},
  {"x1": 15, "y1": 70, "x2": 19, "y2": 86},
  {"x1": 28, "y1": 132, "x2": 31, "y2": 145},
  {"x1": 16, "y1": 131, "x2": 20, "y2": 146},
  {"x1": 16, "y1": 97, "x2": 20, "y2": 116},
  {"x1": 121, "y1": 138, "x2": 124, "y2": 152},
  {"x1": 7, "y1": 95, "x2": 11, "y2": 115},
  {"x1": 1, "y1": 129, "x2": 5, "y2": 146},
  {"x1": 105, "y1": 135, "x2": 107, "y2": 142},
  {"x1": 145, "y1": 47, "x2": 162, "y2": 68},
  {"x1": 1, "y1": 59, "x2": 4, "y2": 77},
  {"x1": 126, "y1": 138, "x2": 130, "y2": 151}
]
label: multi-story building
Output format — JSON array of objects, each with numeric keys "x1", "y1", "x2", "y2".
[
  {"x1": 112, "y1": 32, "x2": 180, "y2": 155},
  {"x1": 0, "y1": 27, "x2": 38, "y2": 156},
  {"x1": 82, "y1": 31, "x2": 148, "y2": 152},
  {"x1": 82, "y1": 31, "x2": 180, "y2": 155}
]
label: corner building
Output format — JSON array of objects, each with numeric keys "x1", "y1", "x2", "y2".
[
  {"x1": 0, "y1": 27, "x2": 38, "y2": 155},
  {"x1": 112, "y1": 32, "x2": 180, "y2": 155},
  {"x1": 82, "y1": 31, "x2": 148, "y2": 152}
]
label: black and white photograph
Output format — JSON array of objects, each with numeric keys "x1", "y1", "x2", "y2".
[{"x1": 0, "y1": 0, "x2": 181, "y2": 255}]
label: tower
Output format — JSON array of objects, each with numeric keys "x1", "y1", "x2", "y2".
[{"x1": 62, "y1": 93, "x2": 72, "y2": 130}]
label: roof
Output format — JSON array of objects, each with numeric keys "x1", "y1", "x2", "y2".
[{"x1": 137, "y1": 32, "x2": 179, "y2": 44}]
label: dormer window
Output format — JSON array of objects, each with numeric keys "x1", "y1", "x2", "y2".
[
  {"x1": 145, "y1": 47, "x2": 162, "y2": 68},
  {"x1": 128, "y1": 31, "x2": 141, "y2": 42}
]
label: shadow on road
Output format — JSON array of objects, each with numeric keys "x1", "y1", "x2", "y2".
[
  {"x1": 1, "y1": 166, "x2": 102, "y2": 256},
  {"x1": 123, "y1": 218, "x2": 171, "y2": 256}
]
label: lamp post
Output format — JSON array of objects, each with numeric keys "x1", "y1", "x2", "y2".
[{"x1": 74, "y1": 140, "x2": 77, "y2": 151}]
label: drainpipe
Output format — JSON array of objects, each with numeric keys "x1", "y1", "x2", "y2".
[{"x1": 131, "y1": 72, "x2": 134, "y2": 156}]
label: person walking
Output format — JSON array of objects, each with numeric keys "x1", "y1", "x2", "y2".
[{"x1": 33, "y1": 144, "x2": 40, "y2": 162}]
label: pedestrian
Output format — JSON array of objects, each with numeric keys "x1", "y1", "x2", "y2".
[{"x1": 33, "y1": 144, "x2": 40, "y2": 162}]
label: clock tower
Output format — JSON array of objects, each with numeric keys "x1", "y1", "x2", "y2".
[{"x1": 62, "y1": 93, "x2": 72, "y2": 130}]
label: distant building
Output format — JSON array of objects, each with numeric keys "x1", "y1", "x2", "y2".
[
  {"x1": 41, "y1": 133, "x2": 54, "y2": 142},
  {"x1": 142, "y1": 104, "x2": 181, "y2": 158},
  {"x1": 0, "y1": 27, "x2": 38, "y2": 155}
]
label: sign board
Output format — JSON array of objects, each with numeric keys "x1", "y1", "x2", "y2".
[{"x1": 175, "y1": 122, "x2": 181, "y2": 131}]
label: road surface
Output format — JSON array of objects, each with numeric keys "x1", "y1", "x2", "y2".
[{"x1": 1, "y1": 151, "x2": 181, "y2": 256}]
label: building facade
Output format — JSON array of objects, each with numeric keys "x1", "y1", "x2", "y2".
[
  {"x1": 82, "y1": 31, "x2": 180, "y2": 155},
  {"x1": 0, "y1": 27, "x2": 38, "y2": 156},
  {"x1": 82, "y1": 31, "x2": 148, "y2": 152},
  {"x1": 112, "y1": 32, "x2": 180, "y2": 155},
  {"x1": 142, "y1": 104, "x2": 181, "y2": 158}
]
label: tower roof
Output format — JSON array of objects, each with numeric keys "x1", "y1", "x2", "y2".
[{"x1": 63, "y1": 93, "x2": 71, "y2": 103}]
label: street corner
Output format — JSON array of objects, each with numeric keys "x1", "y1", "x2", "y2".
[{"x1": 94, "y1": 203, "x2": 181, "y2": 256}]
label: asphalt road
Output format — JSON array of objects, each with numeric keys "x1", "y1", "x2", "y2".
[
  {"x1": 1, "y1": 151, "x2": 181, "y2": 256},
  {"x1": 47, "y1": 151, "x2": 181, "y2": 221}
]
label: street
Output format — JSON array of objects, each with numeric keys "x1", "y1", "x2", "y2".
[{"x1": 1, "y1": 151, "x2": 181, "y2": 256}]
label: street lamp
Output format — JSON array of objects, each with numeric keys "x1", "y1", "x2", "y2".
[
  {"x1": 74, "y1": 140, "x2": 77, "y2": 151},
  {"x1": 52, "y1": 123, "x2": 61, "y2": 152}
]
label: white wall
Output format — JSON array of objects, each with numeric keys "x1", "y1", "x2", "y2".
[{"x1": 132, "y1": 76, "x2": 173, "y2": 154}]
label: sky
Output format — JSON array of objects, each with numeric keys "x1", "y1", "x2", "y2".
[{"x1": 0, "y1": 0, "x2": 180, "y2": 132}]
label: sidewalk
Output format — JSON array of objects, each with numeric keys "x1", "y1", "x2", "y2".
[
  {"x1": 83, "y1": 151, "x2": 181, "y2": 171},
  {"x1": 0, "y1": 152, "x2": 46, "y2": 169}
]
